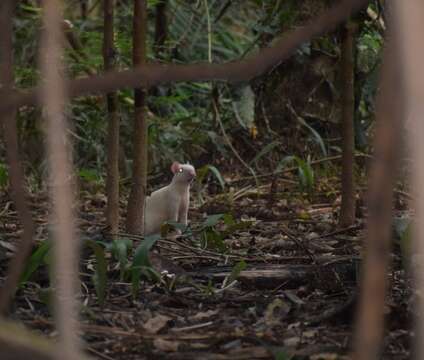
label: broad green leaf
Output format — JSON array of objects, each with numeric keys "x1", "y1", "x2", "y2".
[
  {"x1": 232, "y1": 85, "x2": 255, "y2": 130},
  {"x1": 296, "y1": 116, "x2": 327, "y2": 156},
  {"x1": 111, "y1": 238, "x2": 132, "y2": 281},
  {"x1": 225, "y1": 260, "x2": 247, "y2": 286},
  {"x1": 85, "y1": 240, "x2": 108, "y2": 307},
  {"x1": 250, "y1": 141, "x2": 281, "y2": 165},
  {"x1": 206, "y1": 165, "x2": 226, "y2": 190},
  {"x1": 202, "y1": 229, "x2": 227, "y2": 253},
  {"x1": 293, "y1": 156, "x2": 314, "y2": 191},
  {"x1": 197, "y1": 164, "x2": 226, "y2": 190},
  {"x1": 20, "y1": 240, "x2": 51, "y2": 286},
  {"x1": 202, "y1": 214, "x2": 224, "y2": 228},
  {"x1": 131, "y1": 234, "x2": 161, "y2": 297}
]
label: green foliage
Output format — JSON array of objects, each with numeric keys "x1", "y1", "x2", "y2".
[
  {"x1": 393, "y1": 216, "x2": 413, "y2": 269},
  {"x1": 196, "y1": 213, "x2": 251, "y2": 253},
  {"x1": 295, "y1": 116, "x2": 327, "y2": 156},
  {"x1": 197, "y1": 165, "x2": 226, "y2": 189},
  {"x1": 20, "y1": 241, "x2": 51, "y2": 286},
  {"x1": 161, "y1": 221, "x2": 190, "y2": 237},
  {"x1": 198, "y1": 214, "x2": 227, "y2": 252},
  {"x1": 78, "y1": 168, "x2": 102, "y2": 183},
  {"x1": 296, "y1": 156, "x2": 314, "y2": 192},
  {"x1": 21, "y1": 239, "x2": 108, "y2": 306},
  {"x1": 85, "y1": 240, "x2": 108, "y2": 306},
  {"x1": 355, "y1": 26, "x2": 384, "y2": 149},
  {"x1": 0, "y1": 163, "x2": 8, "y2": 189},
  {"x1": 232, "y1": 85, "x2": 255, "y2": 130},
  {"x1": 12, "y1": 0, "x2": 380, "y2": 178},
  {"x1": 273, "y1": 350, "x2": 291, "y2": 360},
  {"x1": 131, "y1": 234, "x2": 162, "y2": 297},
  {"x1": 250, "y1": 141, "x2": 282, "y2": 167},
  {"x1": 223, "y1": 260, "x2": 247, "y2": 287},
  {"x1": 276, "y1": 155, "x2": 315, "y2": 193},
  {"x1": 110, "y1": 238, "x2": 133, "y2": 281}
]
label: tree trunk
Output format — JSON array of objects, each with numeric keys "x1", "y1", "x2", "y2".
[
  {"x1": 39, "y1": 0, "x2": 82, "y2": 357},
  {"x1": 154, "y1": 0, "x2": 167, "y2": 58},
  {"x1": 352, "y1": 13, "x2": 403, "y2": 359},
  {"x1": 80, "y1": 0, "x2": 88, "y2": 20},
  {"x1": 126, "y1": 0, "x2": 148, "y2": 234},
  {"x1": 103, "y1": 0, "x2": 121, "y2": 236},
  {"x1": 339, "y1": 21, "x2": 357, "y2": 227}
]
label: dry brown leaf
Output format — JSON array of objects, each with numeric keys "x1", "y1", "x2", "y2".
[
  {"x1": 142, "y1": 314, "x2": 172, "y2": 334},
  {"x1": 153, "y1": 338, "x2": 180, "y2": 352},
  {"x1": 191, "y1": 310, "x2": 219, "y2": 320}
]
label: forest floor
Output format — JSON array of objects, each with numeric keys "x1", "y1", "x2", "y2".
[{"x1": 0, "y1": 170, "x2": 413, "y2": 359}]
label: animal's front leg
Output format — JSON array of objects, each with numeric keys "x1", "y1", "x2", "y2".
[
  {"x1": 178, "y1": 191, "x2": 189, "y2": 226},
  {"x1": 166, "y1": 200, "x2": 181, "y2": 237}
]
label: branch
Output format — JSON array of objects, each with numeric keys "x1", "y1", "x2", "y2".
[{"x1": 0, "y1": 0, "x2": 369, "y2": 113}]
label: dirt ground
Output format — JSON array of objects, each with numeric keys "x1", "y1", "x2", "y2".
[{"x1": 0, "y1": 172, "x2": 413, "y2": 359}]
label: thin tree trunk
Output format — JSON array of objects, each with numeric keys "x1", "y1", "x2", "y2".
[
  {"x1": 150, "y1": 0, "x2": 168, "y2": 101},
  {"x1": 103, "y1": 0, "x2": 120, "y2": 236},
  {"x1": 154, "y1": 0, "x2": 167, "y2": 58},
  {"x1": 393, "y1": 1, "x2": 424, "y2": 359},
  {"x1": 352, "y1": 6, "x2": 403, "y2": 359},
  {"x1": 0, "y1": 0, "x2": 36, "y2": 315},
  {"x1": 339, "y1": 21, "x2": 357, "y2": 227},
  {"x1": 126, "y1": 0, "x2": 148, "y2": 234},
  {"x1": 80, "y1": 0, "x2": 88, "y2": 20},
  {"x1": 39, "y1": 0, "x2": 82, "y2": 358}
]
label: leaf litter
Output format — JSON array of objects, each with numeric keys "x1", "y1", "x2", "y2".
[{"x1": 0, "y1": 174, "x2": 413, "y2": 359}]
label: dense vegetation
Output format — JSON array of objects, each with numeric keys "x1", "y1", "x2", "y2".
[{"x1": 6, "y1": 0, "x2": 382, "y2": 186}]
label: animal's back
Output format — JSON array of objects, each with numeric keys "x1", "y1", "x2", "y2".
[{"x1": 144, "y1": 186, "x2": 170, "y2": 236}]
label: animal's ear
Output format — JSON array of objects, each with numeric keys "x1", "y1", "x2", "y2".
[{"x1": 171, "y1": 161, "x2": 180, "y2": 174}]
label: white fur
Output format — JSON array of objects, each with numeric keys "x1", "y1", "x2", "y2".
[{"x1": 144, "y1": 162, "x2": 195, "y2": 236}]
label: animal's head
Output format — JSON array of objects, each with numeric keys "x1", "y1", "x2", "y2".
[{"x1": 171, "y1": 161, "x2": 196, "y2": 185}]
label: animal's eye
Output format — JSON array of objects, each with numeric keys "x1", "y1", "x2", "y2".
[{"x1": 178, "y1": 168, "x2": 184, "y2": 173}]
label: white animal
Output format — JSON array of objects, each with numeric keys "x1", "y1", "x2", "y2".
[{"x1": 144, "y1": 162, "x2": 196, "y2": 236}]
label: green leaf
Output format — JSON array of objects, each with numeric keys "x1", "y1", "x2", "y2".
[
  {"x1": 202, "y1": 214, "x2": 224, "y2": 228},
  {"x1": 275, "y1": 155, "x2": 296, "y2": 174},
  {"x1": 232, "y1": 85, "x2": 255, "y2": 130},
  {"x1": 293, "y1": 156, "x2": 314, "y2": 191},
  {"x1": 111, "y1": 238, "x2": 132, "y2": 281},
  {"x1": 206, "y1": 165, "x2": 226, "y2": 190},
  {"x1": 273, "y1": 349, "x2": 291, "y2": 360},
  {"x1": 296, "y1": 116, "x2": 327, "y2": 156},
  {"x1": 0, "y1": 163, "x2": 8, "y2": 188},
  {"x1": 131, "y1": 234, "x2": 161, "y2": 297},
  {"x1": 250, "y1": 141, "x2": 281, "y2": 165},
  {"x1": 225, "y1": 260, "x2": 247, "y2": 286},
  {"x1": 78, "y1": 168, "x2": 100, "y2": 182},
  {"x1": 197, "y1": 164, "x2": 226, "y2": 190},
  {"x1": 85, "y1": 240, "x2": 108, "y2": 306},
  {"x1": 164, "y1": 221, "x2": 188, "y2": 232},
  {"x1": 202, "y1": 228, "x2": 227, "y2": 253},
  {"x1": 20, "y1": 240, "x2": 51, "y2": 286},
  {"x1": 222, "y1": 213, "x2": 236, "y2": 226}
]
